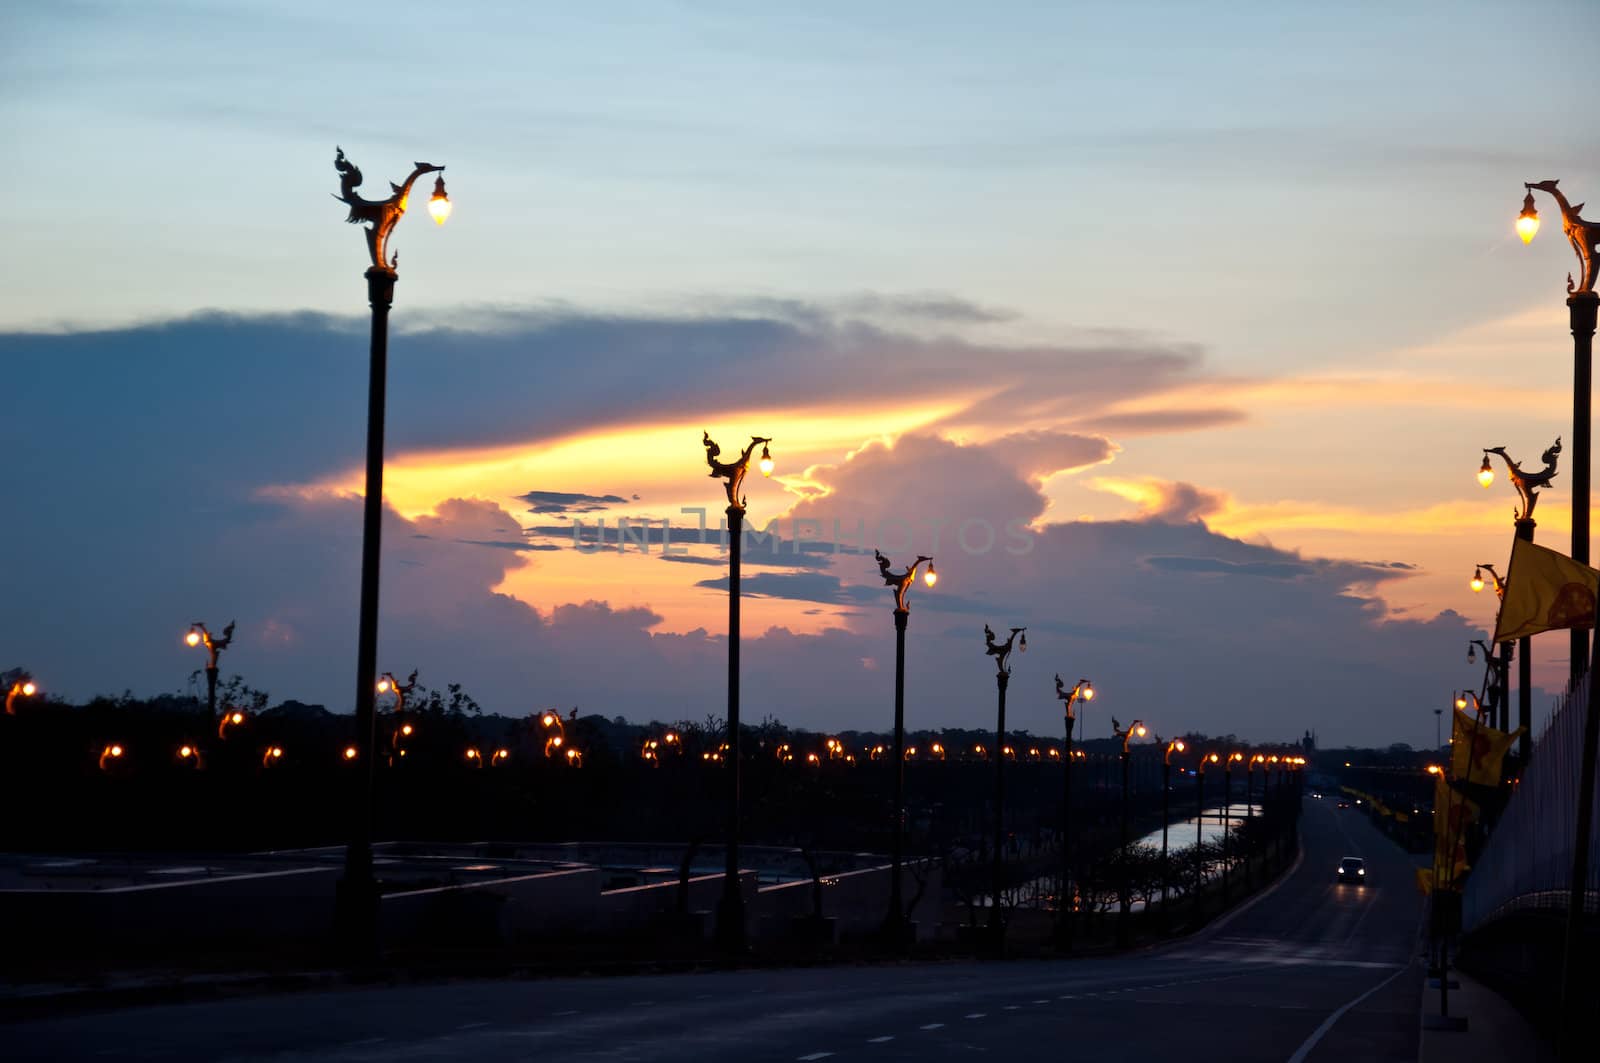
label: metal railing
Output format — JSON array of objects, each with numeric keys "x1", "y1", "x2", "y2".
[{"x1": 1463, "y1": 672, "x2": 1600, "y2": 929}]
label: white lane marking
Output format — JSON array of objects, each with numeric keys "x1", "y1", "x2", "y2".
[
  {"x1": 1003, "y1": 1004, "x2": 1021, "y2": 1010},
  {"x1": 552, "y1": 1009, "x2": 578, "y2": 1017},
  {"x1": 920, "y1": 1022, "x2": 945, "y2": 1030},
  {"x1": 342, "y1": 1038, "x2": 387, "y2": 1047},
  {"x1": 797, "y1": 1054, "x2": 834, "y2": 1061},
  {"x1": 1032, "y1": 998, "x2": 1049, "y2": 1004},
  {"x1": 1058, "y1": 994, "x2": 1076, "y2": 1000},
  {"x1": 634, "y1": 1000, "x2": 656, "y2": 1007},
  {"x1": 1284, "y1": 963, "x2": 1413, "y2": 1063},
  {"x1": 964, "y1": 1012, "x2": 986, "y2": 1019},
  {"x1": 868, "y1": 1035, "x2": 894, "y2": 1043},
  {"x1": 456, "y1": 1021, "x2": 489, "y2": 1030}
]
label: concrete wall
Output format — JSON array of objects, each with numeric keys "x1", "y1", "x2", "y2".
[
  {"x1": 755, "y1": 861, "x2": 942, "y2": 941},
  {"x1": 380, "y1": 867, "x2": 599, "y2": 946},
  {"x1": 0, "y1": 866, "x2": 340, "y2": 957}
]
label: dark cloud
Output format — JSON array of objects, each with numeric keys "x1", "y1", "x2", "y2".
[
  {"x1": 453, "y1": 539, "x2": 563, "y2": 552},
  {"x1": 693, "y1": 572, "x2": 878, "y2": 605},
  {"x1": 519, "y1": 490, "x2": 630, "y2": 514},
  {"x1": 1144, "y1": 555, "x2": 1319, "y2": 580}
]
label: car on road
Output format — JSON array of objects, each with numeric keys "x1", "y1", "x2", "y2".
[
  {"x1": 1335, "y1": 799, "x2": 1350, "y2": 809},
  {"x1": 1336, "y1": 856, "x2": 1367, "y2": 885}
]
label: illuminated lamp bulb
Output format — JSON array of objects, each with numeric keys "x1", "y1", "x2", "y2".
[
  {"x1": 759, "y1": 443, "x2": 774, "y2": 477},
  {"x1": 1516, "y1": 192, "x2": 1539, "y2": 244},
  {"x1": 428, "y1": 174, "x2": 451, "y2": 225}
]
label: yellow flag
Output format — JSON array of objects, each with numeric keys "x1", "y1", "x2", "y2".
[
  {"x1": 1449, "y1": 709, "x2": 1523, "y2": 784},
  {"x1": 1432, "y1": 774, "x2": 1478, "y2": 890},
  {"x1": 1493, "y1": 537, "x2": 1599, "y2": 643}
]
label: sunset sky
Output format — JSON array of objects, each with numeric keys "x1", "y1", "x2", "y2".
[{"x1": 4, "y1": 1, "x2": 1597, "y2": 748}]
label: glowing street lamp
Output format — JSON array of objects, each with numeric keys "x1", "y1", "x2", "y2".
[
  {"x1": 982, "y1": 623, "x2": 1026, "y2": 944},
  {"x1": 1160, "y1": 738, "x2": 1187, "y2": 920},
  {"x1": 873, "y1": 549, "x2": 937, "y2": 943},
  {"x1": 701, "y1": 430, "x2": 775, "y2": 952},
  {"x1": 1113, "y1": 717, "x2": 1148, "y2": 944},
  {"x1": 1194, "y1": 752, "x2": 1220, "y2": 909},
  {"x1": 184, "y1": 621, "x2": 234, "y2": 724},
  {"x1": 1517, "y1": 181, "x2": 1599, "y2": 683},
  {"x1": 1221, "y1": 752, "x2": 1244, "y2": 905},
  {"x1": 4, "y1": 670, "x2": 37, "y2": 715},
  {"x1": 176, "y1": 744, "x2": 203, "y2": 769},
  {"x1": 98, "y1": 743, "x2": 124, "y2": 771},
  {"x1": 538, "y1": 710, "x2": 568, "y2": 758},
  {"x1": 1053, "y1": 673, "x2": 1095, "y2": 950},
  {"x1": 1475, "y1": 437, "x2": 1557, "y2": 736},
  {"x1": 331, "y1": 146, "x2": 450, "y2": 959},
  {"x1": 217, "y1": 709, "x2": 247, "y2": 740},
  {"x1": 262, "y1": 745, "x2": 285, "y2": 768}
]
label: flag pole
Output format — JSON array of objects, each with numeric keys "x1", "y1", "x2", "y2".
[{"x1": 1558, "y1": 621, "x2": 1600, "y2": 1060}]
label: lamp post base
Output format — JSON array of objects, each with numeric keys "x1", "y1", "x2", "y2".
[
  {"x1": 714, "y1": 891, "x2": 746, "y2": 953},
  {"x1": 334, "y1": 872, "x2": 379, "y2": 964}
]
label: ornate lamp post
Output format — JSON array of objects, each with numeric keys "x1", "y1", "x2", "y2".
[
  {"x1": 378, "y1": 670, "x2": 418, "y2": 763},
  {"x1": 874, "y1": 550, "x2": 936, "y2": 943},
  {"x1": 184, "y1": 621, "x2": 233, "y2": 724},
  {"x1": 983, "y1": 624, "x2": 1026, "y2": 941},
  {"x1": 1516, "y1": 181, "x2": 1597, "y2": 684},
  {"x1": 702, "y1": 431, "x2": 774, "y2": 951},
  {"x1": 1052, "y1": 673, "x2": 1094, "y2": 948},
  {"x1": 4, "y1": 670, "x2": 37, "y2": 715},
  {"x1": 1222, "y1": 751, "x2": 1243, "y2": 905},
  {"x1": 1161, "y1": 738, "x2": 1186, "y2": 919},
  {"x1": 1194, "y1": 751, "x2": 1218, "y2": 915},
  {"x1": 1527, "y1": 187, "x2": 1600, "y2": 1061},
  {"x1": 1113, "y1": 717, "x2": 1147, "y2": 944},
  {"x1": 331, "y1": 147, "x2": 449, "y2": 959},
  {"x1": 1478, "y1": 438, "x2": 1560, "y2": 763},
  {"x1": 1470, "y1": 562, "x2": 1511, "y2": 732}
]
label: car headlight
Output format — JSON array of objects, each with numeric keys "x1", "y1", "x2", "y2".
[{"x1": 1357, "y1": 869, "x2": 1365, "y2": 875}]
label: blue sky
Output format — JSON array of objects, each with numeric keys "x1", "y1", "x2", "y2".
[{"x1": 3, "y1": 1, "x2": 1597, "y2": 747}]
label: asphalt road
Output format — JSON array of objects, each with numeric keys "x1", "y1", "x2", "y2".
[{"x1": 7, "y1": 799, "x2": 1423, "y2": 1062}]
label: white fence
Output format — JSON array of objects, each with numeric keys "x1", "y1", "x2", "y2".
[{"x1": 1463, "y1": 672, "x2": 1600, "y2": 929}]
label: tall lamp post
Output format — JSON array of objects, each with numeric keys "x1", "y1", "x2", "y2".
[
  {"x1": 1112, "y1": 717, "x2": 1147, "y2": 944},
  {"x1": 331, "y1": 147, "x2": 450, "y2": 958},
  {"x1": 1470, "y1": 561, "x2": 1511, "y2": 732},
  {"x1": 874, "y1": 549, "x2": 936, "y2": 942},
  {"x1": 1222, "y1": 751, "x2": 1243, "y2": 905},
  {"x1": 1478, "y1": 438, "x2": 1560, "y2": 764},
  {"x1": 1053, "y1": 673, "x2": 1094, "y2": 948},
  {"x1": 1521, "y1": 199, "x2": 1600, "y2": 1044},
  {"x1": 1194, "y1": 752, "x2": 1218, "y2": 914},
  {"x1": 185, "y1": 621, "x2": 234, "y2": 725},
  {"x1": 1161, "y1": 738, "x2": 1186, "y2": 920},
  {"x1": 983, "y1": 624, "x2": 1026, "y2": 942},
  {"x1": 1516, "y1": 180, "x2": 1597, "y2": 682},
  {"x1": 703, "y1": 431, "x2": 774, "y2": 951}
]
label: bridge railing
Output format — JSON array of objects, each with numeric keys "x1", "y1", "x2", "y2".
[{"x1": 1463, "y1": 672, "x2": 1600, "y2": 930}]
